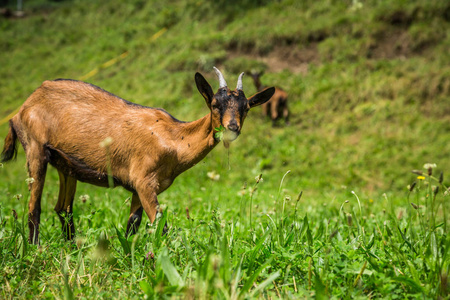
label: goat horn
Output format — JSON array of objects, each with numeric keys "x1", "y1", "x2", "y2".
[
  {"x1": 236, "y1": 72, "x2": 244, "y2": 90},
  {"x1": 213, "y1": 67, "x2": 227, "y2": 88}
]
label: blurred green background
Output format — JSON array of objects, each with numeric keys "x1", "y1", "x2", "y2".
[
  {"x1": 1, "y1": 1, "x2": 449, "y2": 298},
  {"x1": 1, "y1": 0, "x2": 449, "y2": 209}
]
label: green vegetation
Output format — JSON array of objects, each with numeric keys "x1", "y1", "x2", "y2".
[{"x1": 1, "y1": 0, "x2": 449, "y2": 298}]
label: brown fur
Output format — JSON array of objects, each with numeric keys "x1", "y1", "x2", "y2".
[
  {"x1": 250, "y1": 71, "x2": 289, "y2": 126},
  {"x1": 1, "y1": 71, "x2": 275, "y2": 244}
]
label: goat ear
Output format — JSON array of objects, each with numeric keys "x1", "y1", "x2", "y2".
[
  {"x1": 248, "y1": 87, "x2": 275, "y2": 108},
  {"x1": 195, "y1": 72, "x2": 214, "y2": 107}
]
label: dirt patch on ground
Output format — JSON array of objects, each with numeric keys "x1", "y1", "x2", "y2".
[
  {"x1": 227, "y1": 25, "x2": 434, "y2": 75},
  {"x1": 228, "y1": 43, "x2": 320, "y2": 75},
  {"x1": 367, "y1": 29, "x2": 412, "y2": 60},
  {"x1": 259, "y1": 44, "x2": 320, "y2": 74}
]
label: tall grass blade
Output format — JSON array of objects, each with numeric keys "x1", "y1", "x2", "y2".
[
  {"x1": 139, "y1": 280, "x2": 154, "y2": 297},
  {"x1": 181, "y1": 232, "x2": 198, "y2": 268},
  {"x1": 314, "y1": 274, "x2": 327, "y2": 300},
  {"x1": 154, "y1": 209, "x2": 168, "y2": 248},
  {"x1": 247, "y1": 228, "x2": 271, "y2": 273},
  {"x1": 114, "y1": 224, "x2": 131, "y2": 256},
  {"x1": 158, "y1": 247, "x2": 185, "y2": 288},
  {"x1": 240, "y1": 257, "x2": 273, "y2": 297},
  {"x1": 231, "y1": 257, "x2": 244, "y2": 299},
  {"x1": 392, "y1": 276, "x2": 425, "y2": 293},
  {"x1": 62, "y1": 253, "x2": 74, "y2": 300},
  {"x1": 250, "y1": 271, "x2": 280, "y2": 297}
]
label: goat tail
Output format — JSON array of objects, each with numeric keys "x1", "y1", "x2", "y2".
[{"x1": 1, "y1": 120, "x2": 18, "y2": 162}]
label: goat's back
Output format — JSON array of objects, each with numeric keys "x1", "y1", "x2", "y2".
[{"x1": 12, "y1": 79, "x2": 178, "y2": 177}]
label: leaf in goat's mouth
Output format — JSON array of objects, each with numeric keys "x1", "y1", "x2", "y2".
[{"x1": 214, "y1": 125, "x2": 225, "y2": 141}]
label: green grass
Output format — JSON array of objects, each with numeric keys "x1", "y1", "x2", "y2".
[
  {"x1": 1, "y1": 0, "x2": 449, "y2": 298},
  {"x1": 1, "y1": 167, "x2": 448, "y2": 298}
]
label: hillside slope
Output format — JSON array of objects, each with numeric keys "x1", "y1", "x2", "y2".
[{"x1": 1, "y1": 0, "x2": 449, "y2": 201}]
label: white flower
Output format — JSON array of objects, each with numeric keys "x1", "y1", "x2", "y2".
[
  {"x1": 237, "y1": 189, "x2": 246, "y2": 196},
  {"x1": 207, "y1": 171, "x2": 220, "y2": 181},
  {"x1": 79, "y1": 194, "x2": 90, "y2": 203},
  {"x1": 423, "y1": 163, "x2": 437, "y2": 169}
]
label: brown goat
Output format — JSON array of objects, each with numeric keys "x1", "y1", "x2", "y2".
[
  {"x1": 1, "y1": 67, "x2": 275, "y2": 244},
  {"x1": 250, "y1": 71, "x2": 289, "y2": 126}
]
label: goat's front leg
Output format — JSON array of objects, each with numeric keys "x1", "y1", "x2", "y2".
[
  {"x1": 138, "y1": 188, "x2": 159, "y2": 224},
  {"x1": 135, "y1": 185, "x2": 168, "y2": 235},
  {"x1": 126, "y1": 193, "x2": 143, "y2": 238},
  {"x1": 262, "y1": 102, "x2": 270, "y2": 117}
]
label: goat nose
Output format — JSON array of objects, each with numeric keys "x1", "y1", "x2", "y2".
[{"x1": 227, "y1": 122, "x2": 238, "y2": 132}]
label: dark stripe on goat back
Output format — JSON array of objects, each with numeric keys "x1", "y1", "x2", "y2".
[{"x1": 52, "y1": 79, "x2": 184, "y2": 123}]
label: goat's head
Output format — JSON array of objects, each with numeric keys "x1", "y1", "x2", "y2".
[
  {"x1": 195, "y1": 67, "x2": 275, "y2": 145},
  {"x1": 250, "y1": 70, "x2": 264, "y2": 81}
]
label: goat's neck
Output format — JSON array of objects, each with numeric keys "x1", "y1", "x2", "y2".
[
  {"x1": 252, "y1": 77, "x2": 264, "y2": 92},
  {"x1": 175, "y1": 113, "x2": 219, "y2": 171}
]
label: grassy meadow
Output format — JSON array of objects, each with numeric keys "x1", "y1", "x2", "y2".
[{"x1": 0, "y1": 0, "x2": 449, "y2": 298}]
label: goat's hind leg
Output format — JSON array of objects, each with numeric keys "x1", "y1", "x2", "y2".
[
  {"x1": 54, "y1": 170, "x2": 77, "y2": 241},
  {"x1": 270, "y1": 100, "x2": 280, "y2": 127},
  {"x1": 283, "y1": 98, "x2": 290, "y2": 125},
  {"x1": 26, "y1": 142, "x2": 49, "y2": 244}
]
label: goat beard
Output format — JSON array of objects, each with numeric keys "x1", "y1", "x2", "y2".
[{"x1": 223, "y1": 130, "x2": 239, "y2": 149}]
